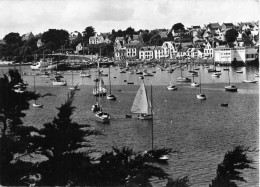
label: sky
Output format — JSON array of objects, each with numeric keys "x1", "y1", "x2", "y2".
[{"x1": 0, "y1": 0, "x2": 258, "y2": 39}]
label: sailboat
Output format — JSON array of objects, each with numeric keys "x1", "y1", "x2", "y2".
[
  {"x1": 191, "y1": 74, "x2": 199, "y2": 87},
  {"x1": 93, "y1": 62, "x2": 107, "y2": 96},
  {"x1": 167, "y1": 72, "x2": 177, "y2": 90},
  {"x1": 225, "y1": 67, "x2": 238, "y2": 92},
  {"x1": 94, "y1": 65, "x2": 110, "y2": 123},
  {"x1": 131, "y1": 80, "x2": 152, "y2": 120},
  {"x1": 177, "y1": 65, "x2": 191, "y2": 82},
  {"x1": 208, "y1": 57, "x2": 221, "y2": 73},
  {"x1": 196, "y1": 70, "x2": 206, "y2": 100},
  {"x1": 32, "y1": 72, "x2": 43, "y2": 108},
  {"x1": 242, "y1": 69, "x2": 258, "y2": 83},
  {"x1": 107, "y1": 66, "x2": 116, "y2": 100}
]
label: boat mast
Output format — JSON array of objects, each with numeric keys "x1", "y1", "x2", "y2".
[
  {"x1": 199, "y1": 71, "x2": 202, "y2": 94},
  {"x1": 33, "y1": 72, "x2": 36, "y2": 104},
  {"x1": 109, "y1": 65, "x2": 111, "y2": 95},
  {"x1": 151, "y1": 83, "x2": 154, "y2": 151}
]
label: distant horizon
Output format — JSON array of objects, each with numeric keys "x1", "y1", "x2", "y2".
[{"x1": 0, "y1": 0, "x2": 258, "y2": 39}]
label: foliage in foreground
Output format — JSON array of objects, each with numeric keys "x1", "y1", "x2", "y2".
[{"x1": 209, "y1": 146, "x2": 256, "y2": 187}]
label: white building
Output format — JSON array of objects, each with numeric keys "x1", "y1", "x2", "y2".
[
  {"x1": 139, "y1": 46, "x2": 155, "y2": 60},
  {"x1": 204, "y1": 42, "x2": 214, "y2": 58},
  {"x1": 89, "y1": 35, "x2": 104, "y2": 44},
  {"x1": 154, "y1": 46, "x2": 164, "y2": 60},
  {"x1": 214, "y1": 46, "x2": 258, "y2": 65}
]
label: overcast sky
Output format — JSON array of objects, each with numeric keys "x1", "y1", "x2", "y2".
[{"x1": 0, "y1": 0, "x2": 258, "y2": 39}]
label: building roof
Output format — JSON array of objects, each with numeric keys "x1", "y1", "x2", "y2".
[
  {"x1": 222, "y1": 23, "x2": 234, "y2": 27},
  {"x1": 140, "y1": 46, "x2": 155, "y2": 51},
  {"x1": 193, "y1": 26, "x2": 201, "y2": 29},
  {"x1": 207, "y1": 23, "x2": 221, "y2": 29}
]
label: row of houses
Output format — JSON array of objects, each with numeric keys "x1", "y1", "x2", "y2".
[{"x1": 114, "y1": 40, "x2": 258, "y2": 65}]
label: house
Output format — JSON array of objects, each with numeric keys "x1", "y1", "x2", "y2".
[
  {"x1": 114, "y1": 37, "x2": 126, "y2": 51},
  {"x1": 206, "y1": 23, "x2": 221, "y2": 34},
  {"x1": 203, "y1": 42, "x2": 214, "y2": 58},
  {"x1": 37, "y1": 39, "x2": 43, "y2": 48},
  {"x1": 221, "y1": 23, "x2": 235, "y2": 31},
  {"x1": 161, "y1": 41, "x2": 177, "y2": 59},
  {"x1": 154, "y1": 46, "x2": 164, "y2": 60},
  {"x1": 214, "y1": 46, "x2": 258, "y2": 65},
  {"x1": 21, "y1": 32, "x2": 34, "y2": 41},
  {"x1": 125, "y1": 43, "x2": 142, "y2": 59},
  {"x1": 139, "y1": 46, "x2": 155, "y2": 60},
  {"x1": 114, "y1": 48, "x2": 126, "y2": 60},
  {"x1": 89, "y1": 35, "x2": 104, "y2": 44},
  {"x1": 197, "y1": 48, "x2": 204, "y2": 58}
]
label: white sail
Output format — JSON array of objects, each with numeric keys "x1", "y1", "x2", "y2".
[{"x1": 131, "y1": 83, "x2": 151, "y2": 114}]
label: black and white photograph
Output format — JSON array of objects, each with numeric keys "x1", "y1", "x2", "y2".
[{"x1": 0, "y1": 0, "x2": 259, "y2": 186}]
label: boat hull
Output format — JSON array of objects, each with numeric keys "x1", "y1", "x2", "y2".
[
  {"x1": 242, "y1": 80, "x2": 257, "y2": 83},
  {"x1": 138, "y1": 114, "x2": 152, "y2": 120},
  {"x1": 95, "y1": 112, "x2": 110, "y2": 123},
  {"x1": 225, "y1": 85, "x2": 238, "y2": 92},
  {"x1": 107, "y1": 95, "x2": 116, "y2": 100},
  {"x1": 197, "y1": 94, "x2": 206, "y2": 100},
  {"x1": 191, "y1": 82, "x2": 199, "y2": 87},
  {"x1": 177, "y1": 77, "x2": 191, "y2": 82},
  {"x1": 53, "y1": 81, "x2": 67, "y2": 86}
]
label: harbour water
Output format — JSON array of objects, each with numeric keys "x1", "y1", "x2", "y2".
[{"x1": 1, "y1": 64, "x2": 259, "y2": 187}]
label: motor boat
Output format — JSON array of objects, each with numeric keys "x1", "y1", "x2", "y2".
[
  {"x1": 191, "y1": 82, "x2": 199, "y2": 87},
  {"x1": 167, "y1": 84, "x2": 177, "y2": 90},
  {"x1": 107, "y1": 94, "x2": 116, "y2": 100},
  {"x1": 177, "y1": 77, "x2": 191, "y2": 82},
  {"x1": 211, "y1": 72, "x2": 221, "y2": 77},
  {"x1": 95, "y1": 111, "x2": 110, "y2": 123},
  {"x1": 196, "y1": 93, "x2": 206, "y2": 100},
  {"x1": 225, "y1": 85, "x2": 238, "y2": 92},
  {"x1": 52, "y1": 77, "x2": 67, "y2": 86}
]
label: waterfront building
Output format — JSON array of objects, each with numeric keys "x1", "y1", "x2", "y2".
[
  {"x1": 161, "y1": 41, "x2": 177, "y2": 59},
  {"x1": 154, "y1": 46, "x2": 164, "y2": 60},
  {"x1": 214, "y1": 46, "x2": 258, "y2": 65},
  {"x1": 114, "y1": 48, "x2": 126, "y2": 60},
  {"x1": 204, "y1": 42, "x2": 214, "y2": 58},
  {"x1": 125, "y1": 43, "x2": 141, "y2": 59},
  {"x1": 139, "y1": 46, "x2": 155, "y2": 60}
]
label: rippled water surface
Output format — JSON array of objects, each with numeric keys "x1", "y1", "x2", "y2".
[{"x1": 1, "y1": 65, "x2": 259, "y2": 187}]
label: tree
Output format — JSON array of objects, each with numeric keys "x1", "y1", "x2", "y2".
[
  {"x1": 209, "y1": 146, "x2": 256, "y2": 187},
  {"x1": 149, "y1": 34, "x2": 163, "y2": 46},
  {"x1": 3, "y1": 32, "x2": 22, "y2": 45},
  {"x1": 224, "y1": 29, "x2": 238, "y2": 43},
  {"x1": 0, "y1": 69, "x2": 39, "y2": 185},
  {"x1": 27, "y1": 90, "x2": 100, "y2": 186},
  {"x1": 41, "y1": 29, "x2": 69, "y2": 49},
  {"x1": 125, "y1": 27, "x2": 135, "y2": 36},
  {"x1": 82, "y1": 26, "x2": 95, "y2": 43},
  {"x1": 141, "y1": 31, "x2": 150, "y2": 43},
  {"x1": 172, "y1": 23, "x2": 185, "y2": 32}
]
